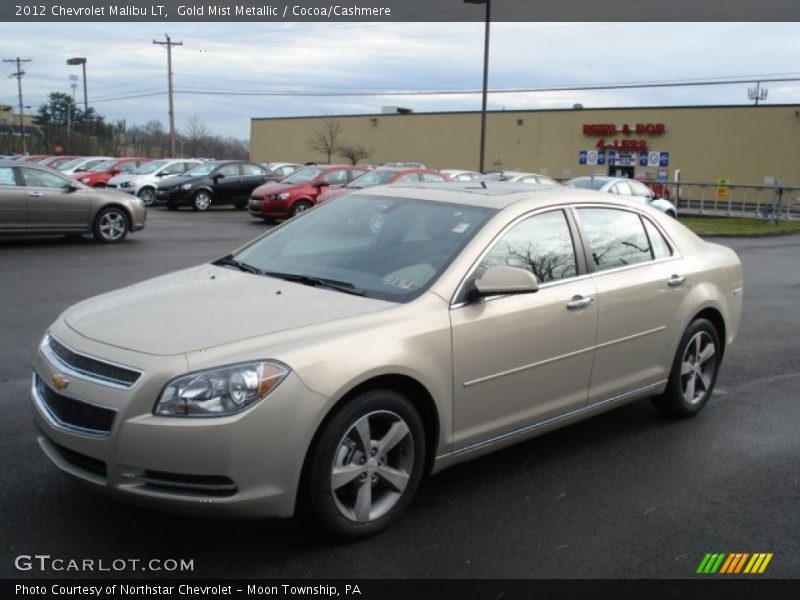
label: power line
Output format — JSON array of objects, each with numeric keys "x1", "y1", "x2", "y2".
[
  {"x1": 3, "y1": 57, "x2": 31, "y2": 154},
  {"x1": 153, "y1": 34, "x2": 183, "y2": 156}
]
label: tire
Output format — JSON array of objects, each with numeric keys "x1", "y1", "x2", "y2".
[
  {"x1": 290, "y1": 200, "x2": 312, "y2": 217},
  {"x1": 306, "y1": 388, "x2": 426, "y2": 540},
  {"x1": 652, "y1": 318, "x2": 721, "y2": 418},
  {"x1": 137, "y1": 187, "x2": 156, "y2": 206},
  {"x1": 92, "y1": 207, "x2": 129, "y2": 244},
  {"x1": 192, "y1": 190, "x2": 212, "y2": 211}
]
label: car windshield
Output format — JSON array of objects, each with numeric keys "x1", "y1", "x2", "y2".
[
  {"x1": 233, "y1": 194, "x2": 496, "y2": 302},
  {"x1": 133, "y1": 160, "x2": 167, "y2": 174},
  {"x1": 89, "y1": 159, "x2": 115, "y2": 172},
  {"x1": 346, "y1": 170, "x2": 397, "y2": 188},
  {"x1": 567, "y1": 178, "x2": 606, "y2": 190},
  {"x1": 183, "y1": 163, "x2": 218, "y2": 177},
  {"x1": 281, "y1": 166, "x2": 324, "y2": 184}
]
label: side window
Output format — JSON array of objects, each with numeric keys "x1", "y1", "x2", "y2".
[
  {"x1": 20, "y1": 168, "x2": 70, "y2": 189},
  {"x1": 477, "y1": 210, "x2": 578, "y2": 284},
  {"x1": 578, "y1": 208, "x2": 652, "y2": 271},
  {"x1": 421, "y1": 172, "x2": 446, "y2": 182},
  {"x1": 455, "y1": 173, "x2": 472, "y2": 181},
  {"x1": 241, "y1": 164, "x2": 265, "y2": 176},
  {"x1": 278, "y1": 165, "x2": 295, "y2": 176},
  {"x1": 161, "y1": 163, "x2": 182, "y2": 175},
  {"x1": 323, "y1": 170, "x2": 349, "y2": 184},
  {"x1": 519, "y1": 175, "x2": 538, "y2": 184},
  {"x1": 0, "y1": 166, "x2": 17, "y2": 186},
  {"x1": 613, "y1": 181, "x2": 632, "y2": 196},
  {"x1": 643, "y1": 218, "x2": 673, "y2": 259},
  {"x1": 118, "y1": 162, "x2": 137, "y2": 172},
  {"x1": 218, "y1": 164, "x2": 241, "y2": 177}
]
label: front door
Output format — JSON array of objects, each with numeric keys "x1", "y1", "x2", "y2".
[
  {"x1": 213, "y1": 163, "x2": 243, "y2": 202},
  {"x1": 0, "y1": 166, "x2": 25, "y2": 230},
  {"x1": 451, "y1": 209, "x2": 598, "y2": 450},
  {"x1": 20, "y1": 167, "x2": 91, "y2": 230}
]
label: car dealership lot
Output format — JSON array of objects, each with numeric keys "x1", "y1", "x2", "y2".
[{"x1": 1, "y1": 210, "x2": 798, "y2": 578}]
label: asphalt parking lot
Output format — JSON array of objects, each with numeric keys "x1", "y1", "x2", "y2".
[{"x1": 1, "y1": 209, "x2": 798, "y2": 579}]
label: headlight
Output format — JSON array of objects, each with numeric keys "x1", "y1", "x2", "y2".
[
  {"x1": 81, "y1": 178, "x2": 91, "y2": 183},
  {"x1": 181, "y1": 183, "x2": 193, "y2": 190},
  {"x1": 155, "y1": 361, "x2": 289, "y2": 417},
  {"x1": 271, "y1": 193, "x2": 290, "y2": 200},
  {"x1": 120, "y1": 181, "x2": 133, "y2": 188}
]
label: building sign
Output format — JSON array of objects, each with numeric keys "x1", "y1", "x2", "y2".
[
  {"x1": 578, "y1": 149, "x2": 668, "y2": 167},
  {"x1": 583, "y1": 122, "x2": 666, "y2": 152}
]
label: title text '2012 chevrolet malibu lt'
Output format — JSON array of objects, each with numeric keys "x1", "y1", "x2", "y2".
[{"x1": 32, "y1": 183, "x2": 742, "y2": 538}]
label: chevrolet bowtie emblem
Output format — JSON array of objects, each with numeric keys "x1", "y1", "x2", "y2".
[{"x1": 51, "y1": 373, "x2": 70, "y2": 391}]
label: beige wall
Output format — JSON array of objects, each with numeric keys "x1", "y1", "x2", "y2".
[{"x1": 251, "y1": 105, "x2": 800, "y2": 186}]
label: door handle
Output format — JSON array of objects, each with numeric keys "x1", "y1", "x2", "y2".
[
  {"x1": 668, "y1": 274, "x2": 687, "y2": 287},
  {"x1": 27, "y1": 191, "x2": 44, "y2": 197},
  {"x1": 566, "y1": 295, "x2": 594, "y2": 310}
]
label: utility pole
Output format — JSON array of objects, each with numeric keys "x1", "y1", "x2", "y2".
[
  {"x1": 153, "y1": 34, "x2": 183, "y2": 156},
  {"x1": 4, "y1": 57, "x2": 32, "y2": 154}
]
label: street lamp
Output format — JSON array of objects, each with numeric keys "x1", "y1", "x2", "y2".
[
  {"x1": 66, "y1": 57, "x2": 88, "y2": 112},
  {"x1": 464, "y1": 0, "x2": 491, "y2": 174}
]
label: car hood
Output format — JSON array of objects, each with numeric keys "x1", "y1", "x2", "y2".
[
  {"x1": 63, "y1": 264, "x2": 395, "y2": 356},
  {"x1": 252, "y1": 181, "x2": 310, "y2": 196}
]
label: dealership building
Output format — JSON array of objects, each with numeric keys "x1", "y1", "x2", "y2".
[{"x1": 251, "y1": 104, "x2": 800, "y2": 188}]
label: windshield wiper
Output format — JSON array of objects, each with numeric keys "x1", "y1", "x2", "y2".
[
  {"x1": 261, "y1": 271, "x2": 366, "y2": 296},
  {"x1": 213, "y1": 256, "x2": 263, "y2": 275}
]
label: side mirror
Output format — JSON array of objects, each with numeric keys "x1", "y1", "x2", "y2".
[
  {"x1": 315, "y1": 180, "x2": 330, "y2": 188},
  {"x1": 155, "y1": 172, "x2": 167, "y2": 177},
  {"x1": 74, "y1": 167, "x2": 87, "y2": 173},
  {"x1": 213, "y1": 173, "x2": 225, "y2": 181},
  {"x1": 109, "y1": 169, "x2": 120, "y2": 176},
  {"x1": 65, "y1": 182, "x2": 81, "y2": 193},
  {"x1": 466, "y1": 266, "x2": 539, "y2": 302}
]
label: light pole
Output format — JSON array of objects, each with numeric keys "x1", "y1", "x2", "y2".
[
  {"x1": 464, "y1": 0, "x2": 491, "y2": 174},
  {"x1": 66, "y1": 57, "x2": 88, "y2": 112}
]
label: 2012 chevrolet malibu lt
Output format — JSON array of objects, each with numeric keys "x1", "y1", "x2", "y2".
[{"x1": 32, "y1": 183, "x2": 743, "y2": 538}]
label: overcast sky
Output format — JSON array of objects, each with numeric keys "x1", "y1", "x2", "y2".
[{"x1": 1, "y1": 22, "x2": 799, "y2": 139}]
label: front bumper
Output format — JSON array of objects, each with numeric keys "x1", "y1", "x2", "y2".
[
  {"x1": 32, "y1": 328, "x2": 327, "y2": 519},
  {"x1": 248, "y1": 196, "x2": 290, "y2": 218}
]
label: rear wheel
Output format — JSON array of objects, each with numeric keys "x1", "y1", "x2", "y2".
[
  {"x1": 92, "y1": 207, "x2": 129, "y2": 243},
  {"x1": 192, "y1": 190, "x2": 212, "y2": 211},
  {"x1": 652, "y1": 318, "x2": 721, "y2": 417},
  {"x1": 137, "y1": 187, "x2": 156, "y2": 206},
  {"x1": 290, "y1": 200, "x2": 312, "y2": 217},
  {"x1": 306, "y1": 389, "x2": 426, "y2": 540}
]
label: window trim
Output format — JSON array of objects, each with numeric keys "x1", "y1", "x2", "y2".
[
  {"x1": 19, "y1": 166, "x2": 72, "y2": 190},
  {"x1": 0, "y1": 165, "x2": 20, "y2": 187}
]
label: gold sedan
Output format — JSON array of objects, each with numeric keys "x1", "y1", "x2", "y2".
[{"x1": 32, "y1": 183, "x2": 742, "y2": 538}]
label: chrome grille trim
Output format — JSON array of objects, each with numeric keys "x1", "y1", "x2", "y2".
[
  {"x1": 31, "y1": 373, "x2": 116, "y2": 438},
  {"x1": 42, "y1": 333, "x2": 143, "y2": 390}
]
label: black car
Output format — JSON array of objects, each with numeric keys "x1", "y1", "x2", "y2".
[{"x1": 155, "y1": 160, "x2": 270, "y2": 211}]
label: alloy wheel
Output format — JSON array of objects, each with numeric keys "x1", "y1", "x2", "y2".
[
  {"x1": 98, "y1": 211, "x2": 126, "y2": 241},
  {"x1": 680, "y1": 331, "x2": 716, "y2": 405}
]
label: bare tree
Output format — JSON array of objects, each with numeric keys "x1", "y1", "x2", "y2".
[
  {"x1": 307, "y1": 117, "x2": 343, "y2": 163},
  {"x1": 338, "y1": 143, "x2": 371, "y2": 165},
  {"x1": 182, "y1": 114, "x2": 210, "y2": 158}
]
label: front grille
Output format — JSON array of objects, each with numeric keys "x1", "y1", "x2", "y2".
[
  {"x1": 35, "y1": 373, "x2": 116, "y2": 435},
  {"x1": 50, "y1": 441, "x2": 107, "y2": 477},
  {"x1": 46, "y1": 335, "x2": 141, "y2": 388},
  {"x1": 106, "y1": 184, "x2": 118, "y2": 189},
  {"x1": 138, "y1": 471, "x2": 237, "y2": 497}
]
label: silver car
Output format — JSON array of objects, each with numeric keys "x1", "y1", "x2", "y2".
[
  {"x1": 57, "y1": 156, "x2": 114, "y2": 176},
  {"x1": 566, "y1": 176, "x2": 678, "y2": 217},
  {"x1": 32, "y1": 183, "x2": 742, "y2": 538},
  {"x1": 0, "y1": 162, "x2": 146, "y2": 243},
  {"x1": 107, "y1": 159, "x2": 202, "y2": 206}
]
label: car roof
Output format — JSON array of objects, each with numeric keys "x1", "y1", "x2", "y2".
[{"x1": 359, "y1": 181, "x2": 658, "y2": 212}]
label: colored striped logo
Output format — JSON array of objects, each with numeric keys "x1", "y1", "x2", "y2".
[{"x1": 696, "y1": 553, "x2": 773, "y2": 574}]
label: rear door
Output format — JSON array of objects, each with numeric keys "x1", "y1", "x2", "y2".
[
  {"x1": 212, "y1": 163, "x2": 244, "y2": 202},
  {"x1": 0, "y1": 166, "x2": 25, "y2": 230},
  {"x1": 21, "y1": 167, "x2": 92, "y2": 230},
  {"x1": 240, "y1": 163, "x2": 269, "y2": 198},
  {"x1": 574, "y1": 206, "x2": 689, "y2": 402}
]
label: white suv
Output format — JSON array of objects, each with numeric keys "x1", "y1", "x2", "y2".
[{"x1": 107, "y1": 159, "x2": 202, "y2": 205}]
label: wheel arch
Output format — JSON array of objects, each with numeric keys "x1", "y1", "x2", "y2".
[
  {"x1": 691, "y1": 306, "x2": 727, "y2": 360},
  {"x1": 296, "y1": 372, "x2": 440, "y2": 513},
  {"x1": 93, "y1": 203, "x2": 134, "y2": 231}
]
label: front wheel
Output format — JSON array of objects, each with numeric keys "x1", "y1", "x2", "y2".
[
  {"x1": 137, "y1": 187, "x2": 156, "y2": 206},
  {"x1": 92, "y1": 207, "x2": 129, "y2": 243},
  {"x1": 652, "y1": 318, "x2": 721, "y2": 417},
  {"x1": 306, "y1": 389, "x2": 426, "y2": 540},
  {"x1": 290, "y1": 200, "x2": 312, "y2": 217},
  {"x1": 192, "y1": 190, "x2": 212, "y2": 211}
]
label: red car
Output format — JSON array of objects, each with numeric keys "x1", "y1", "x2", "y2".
[
  {"x1": 23, "y1": 155, "x2": 51, "y2": 162},
  {"x1": 72, "y1": 157, "x2": 151, "y2": 187},
  {"x1": 40, "y1": 155, "x2": 79, "y2": 169},
  {"x1": 317, "y1": 168, "x2": 449, "y2": 205},
  {"x1": 248, "y1": 164, "x2": 369, "y2": 221}
]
